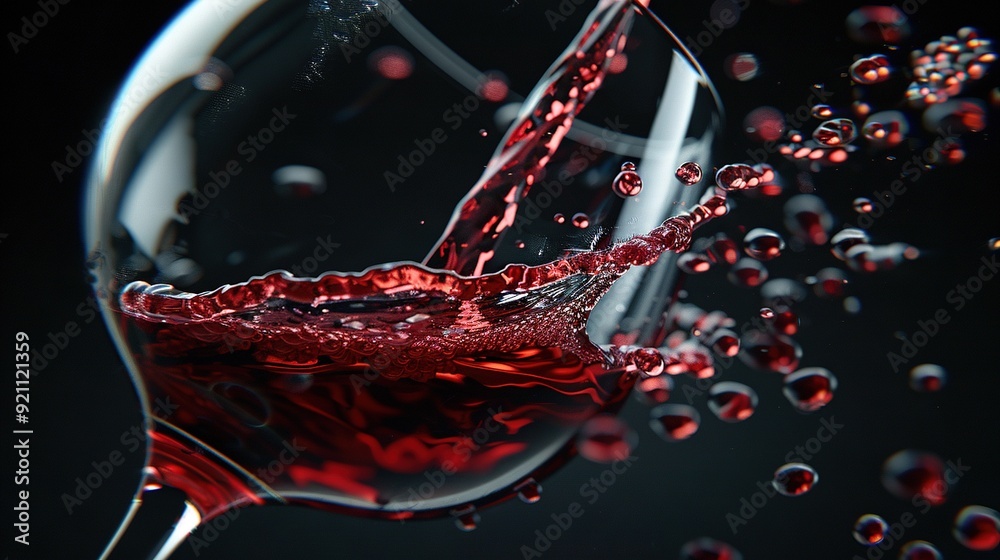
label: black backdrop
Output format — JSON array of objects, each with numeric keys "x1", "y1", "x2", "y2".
[{"x1": 4, "y1": 0, "x2": 1000, "y2": 559}]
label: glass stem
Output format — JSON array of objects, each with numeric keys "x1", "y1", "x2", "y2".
[{"x1": 99, "y1": 483, "x2": 202, "y2": 560}]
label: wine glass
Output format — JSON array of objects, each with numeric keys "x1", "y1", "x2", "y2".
[{"x1": 84, "y1": 0, "x2": 722, "y2": 557}]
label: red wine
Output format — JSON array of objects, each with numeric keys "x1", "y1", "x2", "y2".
[{"x1": 119, "y1": 208, "x2": 716, "y2": 521}]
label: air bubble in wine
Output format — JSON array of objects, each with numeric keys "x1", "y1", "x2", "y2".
[{"x1": 772, "y1": 463, "x2": 818, "y2": 496}]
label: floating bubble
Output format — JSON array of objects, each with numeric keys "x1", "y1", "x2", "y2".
[
  {"x1": 784, "y1": 367, "x2": 838, "y2": 412},
  {"x1": 725, "y1": 52, "x2": 760, "y2": 82},
  {"x1": 740, "y1": 330, "x2": 801, "y2": 374},
  {"x1": 743, "y1": 228, "x2": 785, "y2": 261},
  {"x1": 728, "y1": 258, "x2": 769, "y2": 288},
  {"x1": 953, "y1": 505, "x2": 1000, "y2": 551},
  {"x1": 675, "y1": 161, "x2": 704, "y2": 185},
  {"x1": 650, "y1": 404, "x2": 701, "y2": 442},
  {"x1": 577, "y1": 415, "x2": 637, "y2": 463},
  {"x1": 813, "y1": 118, "x2": 858, "y2": 146},
  {"x1": 909, "y1": 364, "x2": 947, "y2": 392},
  {"x1": 679, "y1": 538, "x2": 743, "y2": 560},
  {"x1": 850, "y1": 54, "x2": 892, "y2": 85},
  {"x1": 716, "y1": 163, "x2": 765, "y2": 191},
  {"x1": 744, "y1": 106, "x2": 786, "y2": 142},
  {"x1": 845, "y1": 6, "x2": 911, "y2": 44},
  {"x1": 514, "y1": 478, "x2": 542, "y2": 504},
  {"x1": 612, "y1": 168, "x2": 643, "y2": 198},
  {"x1": 678, "y1": 252, "x2": 713, "y2": 274},
  {"x1": 812, "y1": 104, "x2": 834, "y2": 119},
  {"x1": 636, "y1": 376, "x2": 673, "y2": 405},
  {"x1": 708, "y1": 382, "x2": 758, "y2": 422},
  {"x1": 571, "y1": 213, "x2": 590, "y2": 228},
  {"x1": 773, "y1": 463, "x2": 818, "y2": 496},
  {"x1": 898, "y1": 541, "x2": 942, "y2": 560},
  {"x1": 785, "y1": 195, "x2": 833, "y2": 245},
  {"x1": 881, "y1": 450, "x2": 948, "y2": 506}
]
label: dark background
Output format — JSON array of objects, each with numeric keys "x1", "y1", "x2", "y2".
[{"x1": 4, "y1": 0, "x2": 999, "y2": 559}]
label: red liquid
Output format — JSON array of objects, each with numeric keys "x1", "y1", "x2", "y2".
[{"x1": 113, "y1": 0, "x2": 735, "y2": 523}]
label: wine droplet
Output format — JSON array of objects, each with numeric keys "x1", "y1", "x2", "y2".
[
  {"x1": 759, "y1": 307, "x2": 775, "y2": 319},
  {"x1": 772, "y1": 463, "x2": 818, "y2": 496},
  {"x1": 812, "y1": 104, "x2": 834, "y2": 119},
  {"x1": 578, "y1": 415, "x2": 637, "y2": 463},
  {"x1": 813, "y1": 118, "x2": 858, "y2": 146},
  {"x1": 853, "y1": 197, "x2": 874, "y2": 213},
  {"x1": 953, "y1": 505, "x2": 1000, "y2": 551},
  {"x1": 675, "y1": 161, "x2": 704, "y2": 185},
  {"x1": 636, "y1": 376, "x2": 673, "y2": 405},
  {"x1": 630, "y1": 347, "x2": 666, "y2": 376},
  {"x1": 716, "y1": 163, "x2": 764, "y2": 191},
  {"x1": 612, "y1": 168, "x2": 643, "y2": 198},
  {"x1": 451, "y1": 505, "x2": 480, "y2": 531},
  {"x1": 783, "y1": 368, "x2": 838, "y2": 412},
  {"x1": 881, "y1": 450, "x2": 948, "y2": 506},
  {"x1": 707, "y1": 382, "x2": 758, "y2": 422},
  {"x1": 678, "y1": 252, "x2": 712, "y2": 274},
  {"x1": 739, "y1": 330, "x2": 801, "y2": 373},
  {"x1": 571, "y1": 213, "x2": 590, "y2": 228},
  {"x1": 853, "y1": 514, "x2": 890, "y2": 545},
  {"x1": 743, "y1": 228, "x2": 785, "y2": 261},
  {"x1": 650, "y1": 404, "x2": 701, "y2": 442},
  {"x1": 514, "y1": 478, "x2": 542, "y2": 504},
  {"x1": 680, "y1": 538, "x2": 743, "y2": 560},
  {"x1": 899, "y1": 541, "x2": 942, "y2": 560},
  {"x1": 909, "y1": 364, "x2": 947, "y2": 392},
  {"x1": 725, "y1": 52, "x2": 760, "y2": 82},
  {"x1": 553, "y1": 213, "x2": 566, "y2": 224},
  {"x1": 728, "y1": 259, "x2": 769, "y2": 287},
  {"x1": 849, "y1": 54, "x2": 892, "y2": 85}
]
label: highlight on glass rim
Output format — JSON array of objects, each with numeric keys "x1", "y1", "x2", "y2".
[{"x1": 6, "y1": 0, "x2": 998, "y2": 558}]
